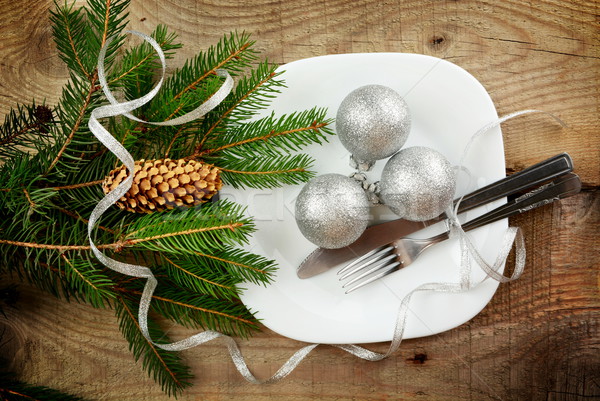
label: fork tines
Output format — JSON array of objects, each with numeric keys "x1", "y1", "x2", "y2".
[{"x1": 338, "y1": 245, "x2": 400, "y2": 293}]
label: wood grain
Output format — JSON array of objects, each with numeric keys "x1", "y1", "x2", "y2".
[{"x1": 1, "y1": 0, "x2": 599, "y2": 400}]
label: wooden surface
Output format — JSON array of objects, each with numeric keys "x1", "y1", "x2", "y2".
[{"x1": 1, "y1": 0, "x2": 599, "y2": 400}]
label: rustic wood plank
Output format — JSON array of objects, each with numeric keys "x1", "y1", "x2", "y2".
[
  {"x1": 2, "y1": 192, "x2": 598, "y2": 400},
  {"x1": 1, "y1": 0, "x2": 598, "y2": 400},
  {"x1": 1, "y1": 0, "x2": 598, "y2": 185}
]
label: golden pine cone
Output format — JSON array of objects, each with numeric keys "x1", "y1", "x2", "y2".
[{"x1": 102, "y1": 159, "x2": 222, "y2": 213}]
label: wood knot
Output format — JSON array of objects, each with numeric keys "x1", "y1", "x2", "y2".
[
  {"x1": 428, "y1": 34, "x2": 449, "y2": 51},
  {"x1": 0, "y1": 283, "x2": 19, "y2": 312},
  {"x1": 407, "y1": 352, "x2": 428, "y2": 364},
  {"x1": 431, "y1": 36, "x2": 445, "y2": 45}
]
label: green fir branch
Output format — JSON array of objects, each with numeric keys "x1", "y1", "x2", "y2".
[
  {"x1": 126, "y1": 31, "x2": 260, "y2": 160},
  {"x1": 41, "y1": 72, "x2": 102, "y2": 176},
  {"x1": 191, "y1": 61, "x2": 286, "y2": 154},
  {"x1": 121, "y1": 200, "x2": 255, "y2": 254},
  {"x1": 146, "y1": 31, "x2": 257, "y2": 123},
  {"x1": 84, "y1": 0, "x2": 130, "y2": 67},
  {"x1": 50, "y1": 1, "x2": 93, "y2": 78},
  {"x1": 115, "y1": 297, "x2": 193, "y2": 397},
  {"x1": 217, "y1": 153, "x2": 317, "y2": 189},
  {"x1": 0, "y1": 103, "x2": 54, "y2": 161},
  {"x1": 187, "y1": 248, "x2": 276, "y2": 286},
  {"x1": 200, "y1": 109, "x2": 334, "y2": 188},
  {"x1": 157, "y1": 248, "x2": 276, "y2": 300},
  {"x1": 157, "y1": 254, "x2": 242, "y2": 300},
  {"x1": 2, "y1": 253, "x2": 64, "y2": 301},
  {"x1": 200, "y1": 108, "x2": 333, "y2": 158},
  {"x1": 45, "y1": 0, "x2": 130, "y2": 176},
  {"x1": 117, "y1": 280, "x2": 261, "y2": 339},
  {"x1": 49, "y1": 0, "x2": 129, "y2": 79},
  {"x1": 59, "y1": 254, "x2": 115, "y2": 308},
  {"x1": 109, "y1": 25, "x2": 182, "y2": 100},
  {"x1": 0, "y1": 372, "x2": 88, "y2": 401},
  {"x1": 0, "y1": 0, "x2": 335, "y2": 396}
]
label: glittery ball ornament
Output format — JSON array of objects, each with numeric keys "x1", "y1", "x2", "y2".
[
  {"x1": 336, "y1": 84, "x2": 411, "y2": 164},
  {"x1": 379, "y1": 146, "x2": 455, "y2": 221},
  {"x1": 295, "y1": 174, "x2": 370, "y2": 249}
]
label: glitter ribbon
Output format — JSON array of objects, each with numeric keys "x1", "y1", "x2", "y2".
[{"x1": 89, "y1": 32, "x2": 558, "y2": 383}]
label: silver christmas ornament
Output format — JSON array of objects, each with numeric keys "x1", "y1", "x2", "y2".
[
  {"x1": 336, "y1": 84, "x2": 411, "y2": 164},
  {"x1": 295, "y1": 174, "x2": 370, "y2": 249},
  {"x1": 379, "y1": 146, "x2": 455, "y2": 221}
]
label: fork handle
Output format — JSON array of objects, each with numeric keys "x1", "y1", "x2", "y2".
[
  {"x1": 438, "y1": 173, "x2": 581, "y2": 239},
  {"x1": 455, "y1": 152, "x2": 573, "y2": 214}
]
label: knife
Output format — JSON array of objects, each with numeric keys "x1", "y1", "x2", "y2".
[{"x1": 297, "y1": 152, "x2": 573, "y2": 279}]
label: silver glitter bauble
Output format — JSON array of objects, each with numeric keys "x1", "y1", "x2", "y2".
[
  {"x1": 295, "y1": 174, "x2": 370, "y2": 249},
  {"x1": 379, "y1": 146, "x2": 455, "y2": 221},
  {"x1": 336, "y1": 84, "x2": 411, "y2": 164}
]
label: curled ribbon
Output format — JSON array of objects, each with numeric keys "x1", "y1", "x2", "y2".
[
  {"x1": 88, "y1": 30, "x2": 319, "y2": 383},
  {"x1": 89, "y1": 32, "x2": 560, "y2": 383}
]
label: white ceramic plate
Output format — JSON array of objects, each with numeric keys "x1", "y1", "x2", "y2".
[{"x1": 221, "y1": 53, "x2": 506, "y2": 344}]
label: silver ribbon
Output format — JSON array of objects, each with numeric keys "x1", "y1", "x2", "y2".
[{"x1": 88, "y1": 32, "x2": 556, "y2": 383}]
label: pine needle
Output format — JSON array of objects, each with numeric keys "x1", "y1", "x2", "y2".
[{"x1": 0, "y1": 0, "x2": 335, "y2": 396}]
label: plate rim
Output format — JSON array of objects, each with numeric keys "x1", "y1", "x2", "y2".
[{"x1": 230, "y1": 52, "x2": 506, "y2": 344}]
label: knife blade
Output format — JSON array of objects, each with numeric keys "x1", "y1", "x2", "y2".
[{"x1": 296, "y1": 152, "x2": 573, "y2": 279}]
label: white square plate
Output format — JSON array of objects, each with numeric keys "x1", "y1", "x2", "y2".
[{"x1": 222, "y1": 53, "x2": 506, "y2": 344}]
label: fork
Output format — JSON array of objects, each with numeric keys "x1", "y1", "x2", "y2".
[{"x1": 338, "y1": 173, "x2": 582, "y2": 293}]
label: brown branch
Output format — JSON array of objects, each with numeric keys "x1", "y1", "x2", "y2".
[
  {"x1": 219, "y1": 166, "x2": 306, "y2": 175},
  {"x1": 0, "y1": 223, "x2": 244, "y2": 252},
  {"x1": 120, "y1": 288, "x2": 256, "y2": 326},
  {"x1": 148, "y1": 41, "x2": 252, "y2": 121},
  {"x1": 0, "y1": 180, "x2": 104, "y2": 192},
  {"x1": 0, "y1": 389, "x2": 38, "y2": 400},
  {"x1": 57, "y1": 207, "x2": 116, "y2": 234},
  {"x1": 100, "y1": 0, "x2": 112, "y2": 50},
  {"x1": 0, "y1": 239, "x2": 122, "y2": 251},
  {"x1": 61, "y1": 254, "x2": 99, "y2": 291},
  {"x1": 164, "y1": 125, "x2": 186, "y2": 158},
  {"x1": 62, "y1": 9, "x2": 90, "y2": 78},
  {"x1": 193, "y1": 251, "x2": 268, "y2": 275},
  {"x1": 45, "y1": 71, "x2": 98, "y2": 175},
  {"x1": 193, "y1": 122, "x2": 327, "y2": 158},
  {"x1": 22, "y1": 188, "x2": 35, "y2": 209},
  {"x1": 108, "y1": 38, "x2": 170, "y2": 85},
  {"x1": 117, "y1": 297, "x2": 182, "y2": 386},
  {"x1": 0, "y1": 122, "x2": 41, "y2": 148},
  {"x1": 125, "y1": 223, "x2": 243, "y2": 244},
  {"x1": 163, "y1": 255, "x2": 233, "y2": 290},
  {"x1": 52, "y1": 179, "x2": 104, "y2": 191},
  {"x1": 195, "y1": 71, "x2": 277, "y2": 153}
]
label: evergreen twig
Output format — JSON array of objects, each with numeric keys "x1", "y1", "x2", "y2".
[
  {"x1": 0, "y1": 372, "x2": 89, "y2": 401},
  {"x1": 0, "y1": 0, "x2": 334, "y2": 396}
]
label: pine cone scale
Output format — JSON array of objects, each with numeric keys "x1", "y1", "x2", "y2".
[{"x1": 102, "y1": 158, "x2": 222, "y2": 213}]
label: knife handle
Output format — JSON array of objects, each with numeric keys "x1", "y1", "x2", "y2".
[
  {"x1": 456, "y1": 152, "x2": 573, "y2": 214},
  {"x1": 459, "y1": 172, "x2": 581, "y2": 233}
]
